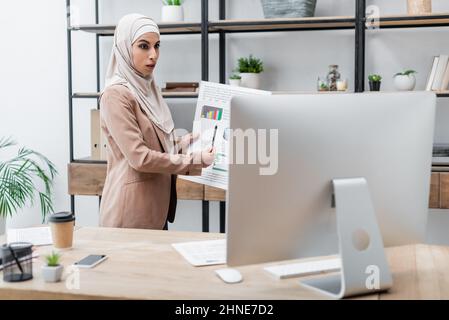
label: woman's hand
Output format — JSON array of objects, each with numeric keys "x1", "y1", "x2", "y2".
[
  {"x1": 201, "y1": 147, "x2": 215, "y2": 168},
  {"x1": 182, "y1": 132, "x2": 199, "y2": 146},
  {"x1": 179, "y1": 132, "x2": 199, "y2": 154}
]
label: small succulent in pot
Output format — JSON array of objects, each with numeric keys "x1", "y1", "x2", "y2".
[
  {"x1": 42, "y1": 251, "x2": 64, "y2": 283},
  {"x1": 393, "y1": 70, "x2": 417, "y2": 91},
  {"x1": 368, "y1": 74, "x2": 382, "y2": 91},
  {"x1": 229, "y1": 73, "x2": 242, "y2": 87}
]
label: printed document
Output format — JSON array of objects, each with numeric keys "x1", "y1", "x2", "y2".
[
  {"x1": 179, "y1": 81, "x2": 272, "y2": 190},
  {"x1": 7, "y1": 226, "x2": 53, "y2": 246},
  {"x1": 172, "y1": 239, "x2": 226, "y2": 266}
]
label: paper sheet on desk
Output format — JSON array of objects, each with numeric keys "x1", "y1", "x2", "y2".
[
  {"x1": 179, "y1": 81, "x2": 272, "y2": 190},
  {"x1": 172, "y1": 239, "x2": 226, "y2": 266},
  {"x1": 7, "y1": 227, "x2": 52, "y2": 246}
]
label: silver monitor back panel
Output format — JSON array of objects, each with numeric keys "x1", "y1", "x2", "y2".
[{"x1": 227, "y1": 92, "x2": 436, "y2": 266}]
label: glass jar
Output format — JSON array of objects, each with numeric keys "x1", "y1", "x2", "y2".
[
  {"x1": 327, "y1": 65, "x2": 341, "y2": 91},
  {"x1": 317, "y1": 77, "x2": 329, "y2": 92},
  {"x1": 336, "y1": 78, "x2": 348, "y2": 91}
]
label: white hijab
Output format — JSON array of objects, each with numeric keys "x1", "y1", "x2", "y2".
[{"x1": 102, "y1": 13, "x2": 175, "y2": 150}]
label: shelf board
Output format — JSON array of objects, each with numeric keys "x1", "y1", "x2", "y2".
[
  {"x1": 69, "y1": 13, "x2": 449, "y2": 37},
  {"x1": 272, "y1": 90, "x2": 351, "y2": 95},
  {"x1": 436, "y1": 91, "x2": 449, "y2": 98},
  {"x1": 70, "y1": 22, "x2": 202, "y2": 35},
  {"x1": 73, "y1": 91, "x2": 198, "y2": 99},
  {"x1": 373, "y1": 13, "x2": 449, "y2": 29},
  {"x1": 73, "y1": 157, "x2": 106, "y2": 164},
  {"x1": 68, "y1": 160, "x2": 204, "y2": 199},
  {"x1": 73, "y1": 90, "x2": 448, "y2": 98},
  {"x1": 209, "y1": 16, "x2": 355, "y2": 32},
  {"x1": 71, "y1": 17, "x2": 355, "y2": 36},
  {"x1": 160, "y1": 91, "x2": 199, "y2": 98}
]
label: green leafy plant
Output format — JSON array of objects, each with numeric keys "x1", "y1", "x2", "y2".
[
  {"x1": 0, "y1": 137, "x2": 57, "y2": 222},
  {"x1": 46, "y1": 251, "x2": 61, "y2": 267},
  {"x1": 368, "y1": 74, "x2": 382, "y2": 82},
  {"x1": 229, "y1": 74, "x2": 241, "y2": 80},
  {"x1": 162, "y1": 0, "x2": 184, "y2": 5},
  {"x1": 394, "y1": 70, "x2": 417, "y2": 77},
  {"x1": 237, "y1": 54, "x2": 264, "y2": 74}
]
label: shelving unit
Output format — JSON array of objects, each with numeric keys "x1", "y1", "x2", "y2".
[{"x1": 66, "y1": 0, "x2": 449, "y2": 232}]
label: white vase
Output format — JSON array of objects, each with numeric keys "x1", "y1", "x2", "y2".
[
  {"x1": 161, "y1": 5, "x2": 184, "y2": 22},
  {"x1": 394, "y1": 74, "x2": 416, "y2": 91},
  {"x1": 240, "y1": 73, "x2": 261, "y2": 89},
  {"x1": 42, "y1": 265, "x2": 64, "y2": 283},
  {"x1": 229, "y1": 79, "x2": 241, "y2": 87}
]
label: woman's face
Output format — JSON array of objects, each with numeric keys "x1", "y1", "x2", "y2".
[{"x1": 132, "y1": 32, "x2": 160, "y2": 78}]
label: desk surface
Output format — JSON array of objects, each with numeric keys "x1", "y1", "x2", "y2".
[{"x1": 1, "y1": 227, "x2": 449, "y2": 300}]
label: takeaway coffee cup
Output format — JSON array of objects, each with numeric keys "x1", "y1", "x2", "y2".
[{"x1": 49, "y1": 212, "x2": 75, "y2": 250}]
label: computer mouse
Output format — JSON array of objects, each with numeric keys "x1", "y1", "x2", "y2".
[{"x1": 215, "y1": 268, "x2": 243, "y2": 284}]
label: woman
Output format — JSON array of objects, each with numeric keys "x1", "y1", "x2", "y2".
[{"x1": 99, "y1": 14, "x2": 214, "y2": 230}]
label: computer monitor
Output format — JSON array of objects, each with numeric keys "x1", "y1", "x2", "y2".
[{"x1": 226, "y1": 92, "x2": 435, "y2": 297}]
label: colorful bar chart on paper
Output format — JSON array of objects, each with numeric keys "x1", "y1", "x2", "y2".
[{"x1": 201, "y1": 105, "x2": 223, "y2": 121}]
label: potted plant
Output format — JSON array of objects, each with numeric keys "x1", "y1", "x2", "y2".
[
  {"x1": 368, "y1": 74, "x2": 382, "y2": 91},
  {"x1": 236, "y1": 54, "x2": 264, "y2": 89},
  {"x1": 394, "y1": 70, "x2": 417, "y2": 91},
  {"x1": 161, "y1": 0, "x2": 185, "y2": 22},
  {"x1": 42, "y1": 251, "x2": 63, "y2": 283},
  {"x1": 229, "y1": 74, "x2": 241, "y2": 87},
  {"x1": 0, "y1": 137, "x2": 57, "y2": 224}
]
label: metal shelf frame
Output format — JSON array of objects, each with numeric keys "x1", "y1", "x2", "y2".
[{"x1": 66, "y1": 0, "x2": 449, "y2": 232}]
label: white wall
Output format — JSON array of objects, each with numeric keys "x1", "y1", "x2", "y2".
[
  {"x1": 0, "y1": 0, "x2": 69, "y2": 231},
  {"x1": 1, "y1": 0, "x2": 449, "y2": 238}
]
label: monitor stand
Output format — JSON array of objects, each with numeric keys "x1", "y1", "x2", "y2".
[{"x1": 299, "y1": 177, "x2": 393, "y2": 299}]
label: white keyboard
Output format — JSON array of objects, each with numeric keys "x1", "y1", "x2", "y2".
[{"x1": 264, "y1": 258, "x2": 341, "y2": 279}]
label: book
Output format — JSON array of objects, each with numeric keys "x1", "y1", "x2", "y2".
[
  {"x1": 161, "y1": 87, "x2": 199, "y2": 93},
  {"x1": 165, "y1": 82, "x2": 199, "y2": 89},
  {"x1": 440, "y1": 60, "x2": 449, "y2": 91},
  {"x1": 426, "y1": 56, "x2": 439, "y2": 91},
  {"x1": 432, "y1": 54, "x2": 448, "y2": 91}
]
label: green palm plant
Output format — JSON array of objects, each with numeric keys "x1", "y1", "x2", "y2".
[{"x1": 0, "y1": 137, "x2": 57, "y2": 222}]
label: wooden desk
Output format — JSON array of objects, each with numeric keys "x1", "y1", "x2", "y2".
[{"x1": 1, "y1": 227, "x2": 448, "y2": 299}]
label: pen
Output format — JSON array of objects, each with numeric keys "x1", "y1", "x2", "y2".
[{"x1": 211, "y1": 125, "x2": 218, "y2": 149}]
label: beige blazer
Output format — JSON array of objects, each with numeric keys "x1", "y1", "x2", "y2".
[{"x1": 99, "y1": 84, "x2": 202, "y2": 229}]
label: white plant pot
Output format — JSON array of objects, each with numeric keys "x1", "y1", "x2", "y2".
[
  {"x1": 161, "y1": 5, "x2": 184, "y2": 22},
  {"x1": 229, "y1": 79, "x2": 241, "y2": 87},
  {"x1": 394, "y1": 74, "x2": 416, "y2": 91},
  {"x1": 240, "y1": 73, "x2": 261, "y2": 89},
  {"x1": 42, "y1": 265, "x2": 64, "y2": 283}
]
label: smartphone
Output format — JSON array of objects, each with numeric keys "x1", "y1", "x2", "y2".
[{"x1": 73, "y1": 254, "x2": 107, "y2": 268}]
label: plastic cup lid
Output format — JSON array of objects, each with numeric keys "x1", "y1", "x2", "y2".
[{"x1": 49, "y1": 211, "x2": 75, "y2": 223}]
